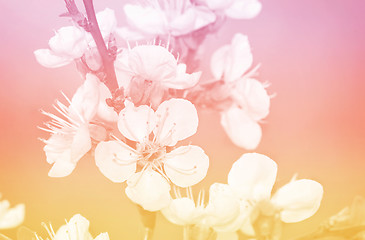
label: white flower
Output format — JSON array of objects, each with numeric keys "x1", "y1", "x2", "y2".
[
  {"x1": 35, "y1": 214, "x2": 109, "y2": 240},
  {"x1": 40, "y1": 74, "x2": 117, "y2": 177},
  {"x1": 204, "y1": 183, "x2": 251, "y2": 233},
  {"x1": 95, "y1": 98, "x2": 209, "y2": 211},
  {"x1": 227, "y1": 153, "x2": 323, "y2": 235},
  {"x1": 115, "y1": 44, "x2": 201, "y2": 107},
  {"x1": 0, "y1": 194, "x2": 25, "y2": 229},
  {"x1": 34, "y1": 8, "x2": 117, "y2": 69},
  {"x1": 211, "y1": 34, "x2": 253, "y2": 84},
  {"x1": 161, "y1": 184, "x2": 251, "y2": 237},
  {"x1": 115, "y1": 44, "x2": 201, "y2": 89},
  {"x1": 119, "y1": 0, "x2": 216, "y2": 40},
  {"x1": 211, "y1": 33, "x2": 270, "y2": 150},
  {"x1": 201, "y1": 0, "x2": 262, "y2": 19},
  {"x1": 161, "y1": 187, "x2": 205, "y2": 226}
]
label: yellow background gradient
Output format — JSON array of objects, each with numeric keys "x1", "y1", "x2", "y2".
[{"x1": 0, "y1": 0, "x2": 365, "y2": 239}]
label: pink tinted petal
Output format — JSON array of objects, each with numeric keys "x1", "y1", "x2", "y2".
[
  {"x1": 95, "y1": 141, "x2": 137, "y2": 183},
  {"x1": 162, "y1": 64, "x2": 201, "y2": 89},
  {"x1": 125, "y1": 170, "x2": 171, "y2": 211},
  {"x1": 48, "y1": 160, "x2": 76, "y2": 178},
  {"x1": 96, "y1": 82, "x2": 118, "y2": 122},
  {"x1": 128, "y1": 45, "x2": 177, "y2": 82},
  {"x1": 211, "y1": 34, "x2": 253, "y2": 83},
  {"x1": 271, "y1": 179, "x2": 323, "y2": 223},
  {"x1": 34, "y1": 49, "x2": 73, "y2": 68},
  {"x1": 165, "y1": 145, "x2": 209, "y2": 188},
  {"x1": 118, "y1": 101, "x2": 156, "y2": 142},
  {"x1": 225, "y1": 0, "x2": 262, "y2": 19},
  {"x1": 88, "y1": 124, "x2": 107, "y2": 142},
  {"x1": 124, "y1": 4, "x2": 167, "y2": 35},
  {"x1": 220, "y1": 106, "x2": 262, "y2": 150},
  {"x1": 96, "y1": 8, "x2": 117, "y2": 39},
  {"x1": 233, "y1": 78, "x2": 270, "y2": 121},
  {"x1": 154, "y1": 99, "x2": 198, "y2": 146},
  {"x1": 114, "y1": 50, "x2": 133, "y2": 90},
  {"x1": 210, "y1": 45, "x2": 229, "y2": 81},
  {"x1": 226, "y1": 34, "x2": 253, "y2": 82},
  {"x1": 70, "y1": 124, "x2": 91, "y2": 163},
  {"x1": 48, "y1": 26, "x2": 88, "y2": 59},
  {"x1": 228, "y1": 153, "x2": 277, "y2": 201},
  {"x1": 170, "y1": 5, "x2": 216, "y2": 35},
  {"x1": 70, "y1": 74, "x2": 100, "y2": 122}
]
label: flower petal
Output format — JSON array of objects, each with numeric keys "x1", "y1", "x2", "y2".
[
  {"x1": 34, "y1": 49, "x2": 73, "y2": 68},
  {"x1": 0, "y1": 203, "x2": 25, "y2": 229},
  {"x1": 96, "y1": 82, "x2": 118, "y2": 122},
  {"x1": 165, "y1": 145, "x2": 209, "y2": 188},
  {"x1": 211, "y1": 34, "x2": 253, "y2": 83},
  {"x1": 128, "y1": 45, "x2": 177, "y2": 82},
  {"x1": 70, "y1": 74, "x2": 100, "y2": 122},
  {"x1": 162, "y1": 64, "x2": 201, "y2": 89},
  {"x1": 154, "y1": 99, "x2": 198, "y2": 146},
  {"x1": 224, "y1": 0, "x2": 262, "y2": 19},
  {"x1": 271, "y1": 179, "x2": 323, "y2": 223},
  {"x1": 169, "y1": 5, "x2": 216, "y2": 36},
  {"x1": 205, "y1": 183, "x2": 241, "y2": 228},
  {"x1": 54, "y1": 214, "x2": 92, "y2": 240},
  {"x1": 210, "y1": 45, "x2": 229, "y2": 81},
  {"x1": 94, "y1": 233, "x2": 110, "y2": 240},
  {"x1": 233, "y1": 78, "x2": 270, "y2": 121},
  {"x1": 124, "y1": 4, "x2": 167, "y2": 35},
  {"x1": 161, "y1": 197, "x2": 199, "y2": 225},
  {"x1": 118, "y1": 101, "x2": 156, "y2": 142},
  {"x1": 220, "y1": 106, "x2": 262, "y2": 150},
  {"x1": 96, "y1": 8, "x2": 117, "y2": 39},
  {"x1": 125, "y1": 170, "x2": 171, "y2": 211},
  {"x1": 48, "y1": 159, "x2": 76, "y2": 178},
  {"x1": 48, "y1": 26, "x2": 88, "y2": 59},
  {"x1": 70, "y1": 124, "x2": 92, "y2": 163},
  {"x1": 228, "y1": 153, "x2": 277, "y2": 201},
  {"x1": 95, "y1": 141, "x2": 137, "y2": 183}
]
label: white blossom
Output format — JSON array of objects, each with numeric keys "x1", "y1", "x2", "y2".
[
  {"x1": 0, "y1": 194, "x2": 25, "y2": 229},
  {"x1": 211, "y1": 33, "x2": 270, "y2": 150},
  {"x1": 40, "y1": 74, "x2": 117, "y2": 177},
  {"x1": 114, "y1": 44, "x2": 201, "y2": 107},
  {"x1": 118, "y1": 0, "x2": 216, "y2": 40},
  {"x1": 35, "y1": 214, "x2": 109, "y2": 240},
  {"x1": 227, "y1": 153, "x2": 323, "y2": 235},
  {"x1": 34, "y1": 8, "x2": 117, "y2": 69},
  {"x1": 95, "y1": 98, "x2": 209, "y2": 211}
]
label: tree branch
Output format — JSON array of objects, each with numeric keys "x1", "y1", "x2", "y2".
[{"x1": 82, "y1": 0, "x2": 119, "y2": 92}]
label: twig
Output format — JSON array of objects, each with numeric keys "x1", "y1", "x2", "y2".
[
  {"x1": 82, "y1": 0, "x2": 119, "y2": 92},
  {"x1": 63, "y1": 0, "x2": 119, "y2": 92}
]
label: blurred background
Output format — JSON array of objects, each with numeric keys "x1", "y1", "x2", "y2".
[{"x1": 0, "y1": 0, "x2": 365, "y2": 239}]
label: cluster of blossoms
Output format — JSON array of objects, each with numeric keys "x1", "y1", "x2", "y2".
[{"x1": 0, "y1": 0, "x2": 325, "y2": 239}]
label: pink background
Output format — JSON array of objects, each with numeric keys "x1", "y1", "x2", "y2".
[{"x1": 0, "y1": 0, "x2": 365, "y2": 239}]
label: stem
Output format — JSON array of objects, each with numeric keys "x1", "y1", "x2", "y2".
[
  {"x1": 137, "y1": 205, "x2": 156, "y2": 240},
  {"x1": 183, "y1": 226, "x2": 190, "y2": 240},
  {"x1": 82, "y1": 0, "x2": 119, "y2": 92}
]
